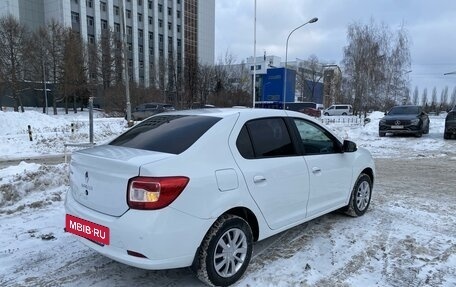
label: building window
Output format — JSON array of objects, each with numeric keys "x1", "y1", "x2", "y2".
[
  {"x1": 87, "y1": 16, "x2": 94, "y2": 26},
  {"x1": 149, "y1": 47, "x2": 153, "y2": 55},
  {"x1": 101, "y1": 20, "x2": 107, "y2": 29},
  {"x1": 177, "y1": 10, "x2": 181, "y2": 18},
  {"x1": 88, "y1": 35, "x2": 95, "y2": 44},
  {"x1": 114, "y1": 23, "x2": 120, "y2": 33},
  {"x1": 71, "y1": 12, "x2": 80, "y2": 23},
  {"x1": 86, "y1": 0, "x2": 93, "y2": 8},
  {"x1": 126, "y1": 10, "x2": 131, "y2": 19},
  {"x1": 148, "y1": 0, "x2": 152, "y2": 9},
  {"x1": 138, "y1": 13, "x2": 142, "y2": 22},
  {"x1": 148, "y1": 16, "x2": 153, "y2": 25},
  {"x1": 177, "y1": 39, "x2": 181, "y2": 47},
  {"x1": 138, "y1": 29, "x2": 143, "y2": 38},
  {"x1": 168, "y1": 36, "x2": 172, "y2": 46},
  {"x1": 177, "y1": 25, "x2": 181, "y2": 33},
  {"x1": 100, "y1": 1, "x2": 106, "y2": 12},
  {"x1": 139, "y1": 46, "x2": 143, "y2": 53},
  {"x1": 158, "y1": 4, "x2": 162, "y2": 12},
  {"x1": 138, "y1": 0, "x2": 142, "y2": 5},
  {"x1": 159, "y1": 34, "x2": 163, "y2": 43},
  {"x1": 177, "y1": 0, "x2": 180, "y2": 4},
  {"x1": 74, "y1": 0, "x2": 78, "y2": 3},
  {"x1": 128, "y1": 43, "x2": 132, "y2": 51},
  {"x1": 149, "y1": 31, "x2": 153, "y2": 40},
  {"x1": 127, "y1": 26, "x2": 132, "y2": 35},
  {"x1": 114, "y1": 5, "x2": 119, "y2": 15},
  {"x1": 168, "y1": 22, "x2": 171, "y2": 30},
  {"x1": 158, "y1": 19, "x2": 162, "y2": 28},
  {"x1": 168, "y1": 7, "x2": 171, "y2": 16}
]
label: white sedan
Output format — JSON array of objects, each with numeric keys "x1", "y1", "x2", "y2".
[{"x1": 65, "y1": 108, "x2": 375, "y2": 286}]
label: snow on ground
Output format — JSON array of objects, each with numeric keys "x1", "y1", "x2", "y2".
[{"x1": 0, "y1": 109, "x2": 455, "y2": 286}]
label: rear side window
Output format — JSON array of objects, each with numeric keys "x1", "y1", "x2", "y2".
[
  {"x1": 110, "y1": 115, "x2": 221, "y2": 154},
  {"x1": 237, "y1": 118, "x2": 297, "y2": 159}
]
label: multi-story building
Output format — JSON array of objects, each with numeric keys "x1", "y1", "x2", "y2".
[{"x1": 0, "y1": 0, "x2": 215, "y2": 88}]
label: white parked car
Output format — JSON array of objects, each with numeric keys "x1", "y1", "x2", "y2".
[
  {"x1": 323, "y1": 104, "x2": 353, "y2": 116},
  {"x1": 65, "y1": 108, "x2": 375, "y2": 286}
]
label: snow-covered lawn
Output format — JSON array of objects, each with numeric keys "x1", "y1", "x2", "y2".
[{"x1": 0, "y1": 109, "x2": 455, "y2": 286}]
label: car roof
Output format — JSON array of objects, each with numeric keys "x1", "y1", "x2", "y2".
[{"x1": 163, "y1": 107, "x2": 308, "y2": 119}]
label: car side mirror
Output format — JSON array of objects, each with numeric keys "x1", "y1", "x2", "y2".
[
  {"x1": 384, "y1": 111, "x2": 388, "y2": 116},
  {"x1": 343, "y1": 140, "x2": 357, "y2": 153}
]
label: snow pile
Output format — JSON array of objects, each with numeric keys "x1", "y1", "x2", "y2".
[
  {"x1": 0, "y1": 109, "x2": 127, "y2": 160},
  {"x1": 0, "y1": 162, "x2": 68, "y2": 214}
]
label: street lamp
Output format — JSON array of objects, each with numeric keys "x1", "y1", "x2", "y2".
[
  {"x1": 283, "y1": 17, "x2": 318, "y2": 109},
  {"x1": 444, "y1": 71, "x2": 456, "y2": 75}
]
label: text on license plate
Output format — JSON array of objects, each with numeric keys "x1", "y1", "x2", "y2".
[
  {"x1": 391, "y1": 125, "x2": 403, "y2": 129},
  {"x1": 66, "y1": 214, "x2": 110, "y2": 245}
]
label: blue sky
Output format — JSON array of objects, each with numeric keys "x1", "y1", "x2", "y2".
[{"x1": 215, "y1": 0, "x2": 456, "y2": 98}]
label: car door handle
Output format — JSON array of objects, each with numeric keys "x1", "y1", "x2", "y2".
[
  {"x1": 253, "y1": 175, "x2": 266, "y2": 183},
  {"x1": 312, "y1": 167, "x2": 322, "y2": 174}
]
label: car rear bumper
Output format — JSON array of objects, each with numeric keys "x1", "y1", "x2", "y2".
[{"x1": 64, "y1": 189, "x2": 213, "y2": 270}]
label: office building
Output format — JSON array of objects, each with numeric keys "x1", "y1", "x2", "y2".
[{"x1": 0, "y1": 0, "x2": 215, "y2": 87}]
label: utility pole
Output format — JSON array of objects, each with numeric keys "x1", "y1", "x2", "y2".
[{"x1": 120, "y1": 0, "x2": 132, "y2": 125}]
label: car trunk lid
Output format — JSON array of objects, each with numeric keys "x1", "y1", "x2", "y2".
[{"x1": 69, "y1": 145, "x2": 172, "y2": 216}]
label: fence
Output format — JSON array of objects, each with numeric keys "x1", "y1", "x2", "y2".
[{"x1": 319, "y1": 116, "x2": 367, "y2": 126}]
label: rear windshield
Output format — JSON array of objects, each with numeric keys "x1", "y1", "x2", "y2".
[
  {"x1": 110, "y1": 115, "x2": 221, "y2": 154},
  {"x1": 389, "y1": 106, "x2": 420, "y2": 115}
]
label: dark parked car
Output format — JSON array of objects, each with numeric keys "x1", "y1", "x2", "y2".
[
  {"x1": 299, "y1": 107, "x2": 321, "y2": 117},
  {"x1": 379, "y1": 105, "x2": 430, "y2": 137},
  {"x1": 444, "y1": 105, "x2": 456, "y2": 139},
  {"x1": 130, "y1": 103, "x2": 175, "y2": 121}
]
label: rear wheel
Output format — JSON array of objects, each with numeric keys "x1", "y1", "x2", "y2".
[
  {"x1": 344, "y1": 174, "x2": 372, "y2": 217},
  {"x1": 415, "y1": 132, "x2": 422, "y2": 137},
  {"x1": 192, "y1": 214, "x2": 253, "y2": 287},
  {"x1": 379, "y1": 131, "x2": 386, "y2": 137},
  {"x1": 342, "y1": 112, "x2": 347, "y2": 115},
  {"x1": 324, "y1": 112, "x2": 329, "y2": 116},
  {"x1": 444, "y1": 132, "x2": 451, "y2": 139}
]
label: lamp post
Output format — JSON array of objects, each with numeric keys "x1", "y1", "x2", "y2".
[
  {"x1": 252, "y1": 0, "x2": 257, "y2": 108},
  {"x1": 283, "y1": 17, "x2": 318, "y2": 109}
]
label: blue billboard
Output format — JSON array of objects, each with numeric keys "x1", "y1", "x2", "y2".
[{"x1": 261, "y1": 68, "x2": 295, "y2": 103}]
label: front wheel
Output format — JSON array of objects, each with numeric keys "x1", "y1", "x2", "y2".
[
  {"x1": 192, "y1": 214, "x2": 253, "y2": 286},
  {"x1": 324, "y1": 112, "x2": 329, "y2": 116},
  {"x1": 344, "y1": 174, "x2": 372, "y2": 217}
]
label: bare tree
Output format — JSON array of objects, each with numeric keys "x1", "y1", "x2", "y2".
[
  {"x1": 440, "y1": 86, "x2": 449, "y2": 111},
  {"x1": 44, "y1": 20, "x2": 66, "y2": 114},
  {"x1": 342, "y1": 19, "x2": 411, "y2": 114},
  {"x1": 60, "y1": 29, "x2": 89, "y2": 114},
  {"x1": 421, "y1": 88, "x2": 428, "y2": 108},
  {"x1": 430, "y1": 86, "x2": 437, "y2": 112},
  {"x1": 412, "y1": 86, "x2": 419, "y2": 105},
  {"x1": 0, "y1": 15, "x2": 28, "y2": 112},
  {"x1": 451, "y1": 87, "x2": 456, "y2": 108},
  {"x1": 301, "y1": 55, "x2": 324, "y2": 102}
]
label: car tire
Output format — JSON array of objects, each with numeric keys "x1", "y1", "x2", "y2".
[
  {"x1": 342, "y1": 112, "x2": 347, "y2": 116},
  {"x1": 324, "y1": 112, "x2": 329, "y2": 116},
  {"x1": 379, "y1": 131, "x2": 386, "y2": 137},
  {"x1": 444, "y1": 133, "x2": 450, "y2": 139},
  {"x1": 415, "y1": 132, "x2": 422, "y2": 137},
  {"x1": 192, "y1": 214, "x2": 253, "y2": 287},
  {"x1": 424, "y1": 124, "x2": 430, "y2": 134},
  {"x1": 344, "y1": 174, "x2": 372, "y2": 217}
]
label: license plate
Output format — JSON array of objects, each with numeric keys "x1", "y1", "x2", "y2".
[
  {"x1": 66, "y1": 214, "x2": 110, "y2": 245},
  {"x1": 391, "y1": 125, "x2": 403, "y2": 129}
]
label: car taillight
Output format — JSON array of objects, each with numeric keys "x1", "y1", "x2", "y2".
[{"x1": 127, "y1": 176, "x2": 189, "y2": 210}]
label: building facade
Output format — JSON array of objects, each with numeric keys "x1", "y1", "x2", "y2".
[{"x1": 0, "y1": 0, "x2": 215, "y2": 88}]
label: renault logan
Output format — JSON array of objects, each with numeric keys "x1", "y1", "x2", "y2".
[{"x1": 65, "y1": 108, "x2": 375, "y2": 286}]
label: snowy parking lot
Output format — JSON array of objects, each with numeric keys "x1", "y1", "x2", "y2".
[{"x1": 0, "y1": 109, "x2": 455, "y2": 286}]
